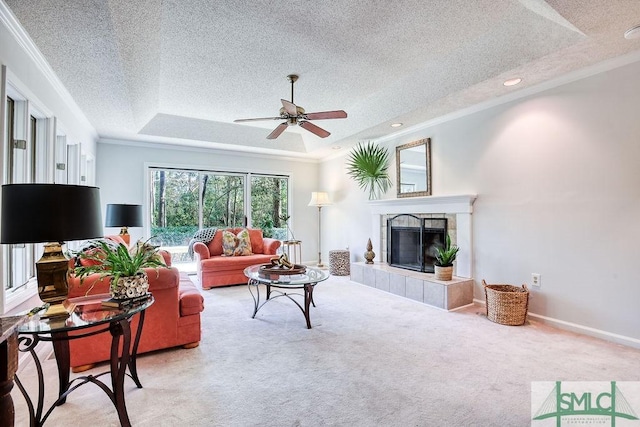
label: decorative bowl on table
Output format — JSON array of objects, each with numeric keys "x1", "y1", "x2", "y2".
[{"x1": 259, "y1": 264, "x2": 307, "y2": 276}]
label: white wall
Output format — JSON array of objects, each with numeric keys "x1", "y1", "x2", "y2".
[
  {"x1": 320, "y1": 59, "x2": 640, "y2": 346},
  {"x1": 96, "y1": 141, "x2": 320, "y2": 261}
]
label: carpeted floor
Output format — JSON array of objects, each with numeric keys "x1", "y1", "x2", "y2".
[{"x1": 12, "y1": 275, "x2": 640, "y2": 426}]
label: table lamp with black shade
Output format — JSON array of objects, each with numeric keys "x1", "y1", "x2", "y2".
[
  {"x1": 105, "y1": 204, "x2": 143, "y2": 245},
  {"x1": 1, "y1": 184, "x2": 103, "y2": 317}
]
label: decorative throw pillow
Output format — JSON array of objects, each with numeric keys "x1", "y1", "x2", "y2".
[
  {"x1": 129, "y1": 241, "x2": 166, "y2": 266},
  {"x1": 234, "y1": 228, "x2": 253, "y2": 256},
  {"x1": 187, "y1": 227, "x2": 218, "y2": 258},
  {"x1": 221, "y1": 230, "x2": 238, "y2": 256},
  {"x1": 221, "y1": 228, "x2": 253, "y2": 256},
  {"x1": 78, "y1": 247, "x2": 105, "y2": 267},
  {"x1": 73, "y1": 238, "x2": 120, "y2": 267}
]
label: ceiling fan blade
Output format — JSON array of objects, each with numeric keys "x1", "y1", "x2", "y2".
[
  {"x1": 299, "y1": 121, "x2": 330, "y2": 138},
  {"x1": 304, "y1": 110, "x2": 348, "y2": 120},
  {"x1": 266, "y1": 123, "x2": 288, "y2": 139},
  {"x1": 281, "y1": 99, "x2": 298, "y2": 116},
  {"x1": 234, "y1": 116, "x2": 282, "y2": 123}
]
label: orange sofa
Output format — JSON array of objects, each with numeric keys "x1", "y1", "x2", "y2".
[
  {"x1": 193, "y1": 227, "x2": 281, "y2": 289},
  {"x1": 67, "y1": 244, "x2": 204, "y2": 372}
]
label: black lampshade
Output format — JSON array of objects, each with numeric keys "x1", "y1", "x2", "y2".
[
  {"x1": 105, "y1": 204, "x2": 143, "y2": 228},
  {"x1": 1, "y1": 183, "x2": 103, "y2": 243}
]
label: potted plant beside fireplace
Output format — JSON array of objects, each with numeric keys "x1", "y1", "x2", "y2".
[{"x1": 434, "y1": 234, "x2": 459, "y2": 281}]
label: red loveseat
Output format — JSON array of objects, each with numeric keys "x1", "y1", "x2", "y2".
[
  {"x1": 194, "y1": 227, "x2": 281, "y2": 289},
  {"x1": 67, "y1": 244, "x2": 204, "y2": 372}
]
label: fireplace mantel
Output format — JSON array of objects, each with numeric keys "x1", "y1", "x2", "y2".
[
  {"x1": 368, "y1": 194, "x2": 477, "y2": 215},
  {"x1": 368, "y1": 194, "x2": 477, "y2": 278}
]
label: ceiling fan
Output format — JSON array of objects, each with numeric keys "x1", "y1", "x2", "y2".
[{"x1": 234, "y1": 74, "x2": 347, "y2": 139}]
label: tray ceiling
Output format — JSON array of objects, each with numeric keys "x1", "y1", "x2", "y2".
[{"x1": 5, "y1": 0, "x2": 640, "y2": 158}]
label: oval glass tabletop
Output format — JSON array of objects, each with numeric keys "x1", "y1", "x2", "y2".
[
  {"x1": 244, "y1": 264, "x2": 329, "y2": 286},
  {"x1": 18, "y1": 294, "x2": 154, "y2": 334}
]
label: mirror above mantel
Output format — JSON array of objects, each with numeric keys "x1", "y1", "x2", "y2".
[{"x1": 396, "y1": 137, "x2": 431, "y2": 198}]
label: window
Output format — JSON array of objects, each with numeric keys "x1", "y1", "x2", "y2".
[
  {"x1": 54, "y1": 124, "x2": 68, "y2": 184},
  {"x1": 148, "y1": 167, "x2": 290, "y2": 270},
  {"x1": 250, "y1": 175, "x2": 290, "y2": 240},
  {"x1": 4, "y1": 98, "x2": 36, "y2": 292}
]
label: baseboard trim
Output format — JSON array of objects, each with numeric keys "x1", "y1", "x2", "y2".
[
  {"x1": 473, "y1": 298, "x2": 640, "y2": 349},
  {"x1": 448, "y1": 302, "x2": 475, "y2": 312}
]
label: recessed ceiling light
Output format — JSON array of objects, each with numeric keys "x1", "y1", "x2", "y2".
[
  {"x1": 624, "y1": 25, "x2": 640, "y2": 40},
  {"x1": 331, "y1": 145, "x2": 341, "y2": 150},
  {"x1": 503, "y1": 77, "x2": 522, "y2": 87},
  {"x1": 391, "y1": 123, "x2": 403, "y2": 128}
]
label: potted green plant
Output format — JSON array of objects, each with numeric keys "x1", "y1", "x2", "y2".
[
  {"x1": 73, "y1": 239, "x2": 166, "y2": 299},
  {"x1": 434, "y1": 234, "x2": 459, "y2": 281},
  {"x1": 346, "y1": 141, "x2": 392, "y2": 200}
]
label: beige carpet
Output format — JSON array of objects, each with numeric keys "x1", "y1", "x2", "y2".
[{"x1": 12, "y1": 275, "x2": 640, "y2": 426}]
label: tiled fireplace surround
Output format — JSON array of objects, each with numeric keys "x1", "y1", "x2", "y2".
[{"x1": 350, "y1": 195, "x2": 477, "y2": 310}]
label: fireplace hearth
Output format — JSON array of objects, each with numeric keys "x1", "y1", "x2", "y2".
[{"x1": 387, "y1": 214, "x2": 447, "y2": 273}]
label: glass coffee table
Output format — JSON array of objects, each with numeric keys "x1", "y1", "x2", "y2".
[{"x1": 244, "y1": 264, "x2": 329, "y2": 329}]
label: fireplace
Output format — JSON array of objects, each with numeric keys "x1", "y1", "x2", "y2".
[{"x1": 387, "y1": 214, "x2": 447, "y2": 273}]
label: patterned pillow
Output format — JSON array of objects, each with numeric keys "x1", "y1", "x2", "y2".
[
  {"x1": 187, "y1": 227, "x2": 217, "y2": 258},
  {"x1": 221, "y1": 230, "x2": 238, "y2": 256},
  {"x1": 234, "y1": 228, "x2": 252, "y2": 256},
  {"x1": 221, "y1": 228, "x2": 253, "y2": 256},
  {"x1": 73, "y1": 238, "x2": 121, "y2": 267}
]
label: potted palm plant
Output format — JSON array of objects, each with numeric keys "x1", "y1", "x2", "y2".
[
  {"x1": 346, "y1": 141, "x2": 392, "y2": 200},
  {"x1": 434, "y1": 234, "x2": 459, "y2": 281},
  {"x1": 73, "y1": 239, "x2": 166, "y2": 299}
]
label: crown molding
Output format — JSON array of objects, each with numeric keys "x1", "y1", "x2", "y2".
[
  {"x1": 376, "y1": 50, "x2": 640, "y2": 144},
  {"x1": 99, "y1": 137, "x2": 321, "y2": 164},
  {"x1": 0, "y1": 2, "x2": 96, "y2": 140}
]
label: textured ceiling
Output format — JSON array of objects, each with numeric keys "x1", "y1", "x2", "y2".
[{"x1": 5, "y1": 0, "x2": 640, "y2": 159}]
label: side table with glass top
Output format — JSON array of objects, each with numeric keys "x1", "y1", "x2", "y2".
[
  {"x1": 244, "y1": 264, "x2": 329, "y2": 329},
  {"x1": 281, "y1": 240, "x2": 302, "y2": 264},
  {"x1": 16, "y1": 294, "x2": 154, "y2": 427}
]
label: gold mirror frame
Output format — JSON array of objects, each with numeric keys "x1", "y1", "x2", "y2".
[{"x1": 396, "y1": 138, "x2": 432, "y2": 198}]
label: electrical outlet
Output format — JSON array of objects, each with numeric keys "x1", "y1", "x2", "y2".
[{"x1": 532, "y1": 273, "x2": 541, "y2": 287}]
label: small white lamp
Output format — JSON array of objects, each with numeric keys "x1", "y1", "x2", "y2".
[{"x1": 308, "y1": 192, "x2": 331, "y2": 267}]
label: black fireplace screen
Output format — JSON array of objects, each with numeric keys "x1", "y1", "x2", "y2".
[{"x1": 387, "y1": 214, "x2": 447, "y2": 273}]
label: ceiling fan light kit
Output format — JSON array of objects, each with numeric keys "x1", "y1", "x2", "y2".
[
  {"x1": 234, "y1": 74, "x2": 347, "y2": 139},
  {"x1": 624, "y1": 25, "x2": 640, "y2": 40}
]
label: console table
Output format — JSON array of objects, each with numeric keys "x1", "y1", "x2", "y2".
[
  {"x1": 16, "y1": 295, "x2": 153, "y2": 427},
  {"x1": 282, "y1": 240, "x2": 302, "y2": 264},
  {"x1": 1, "y1": 315, "x2": 27, "y2": 427}
]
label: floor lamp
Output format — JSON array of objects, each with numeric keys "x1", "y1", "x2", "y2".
[{"x1": 308, "y1": 192, "x2": 331, "y2": 267}]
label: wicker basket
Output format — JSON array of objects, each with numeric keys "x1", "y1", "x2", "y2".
[{"x1": 483, "y1": 280, "x2": 529, "y2": 326}]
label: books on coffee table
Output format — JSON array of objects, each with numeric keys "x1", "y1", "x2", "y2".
[{"x1": 101, "y1": 293, "x2": 151, "y2": 308}]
